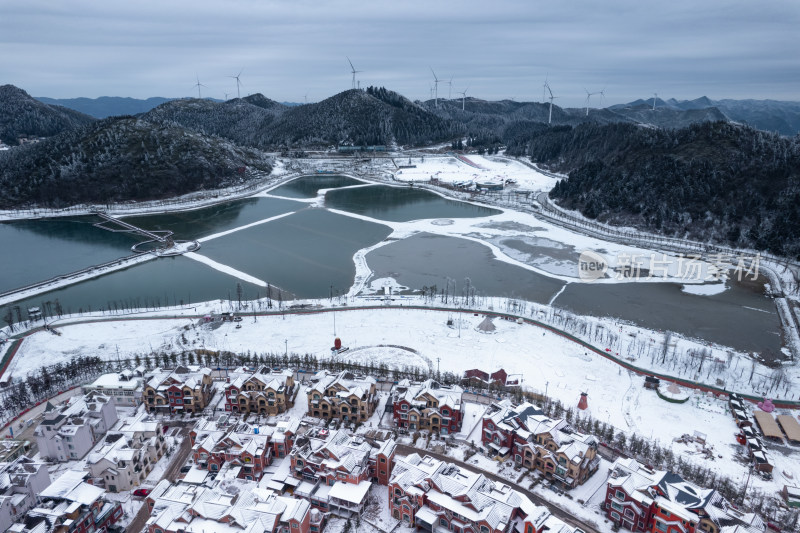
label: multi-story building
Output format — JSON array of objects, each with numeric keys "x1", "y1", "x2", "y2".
[
  {"x1": 142, "y1": 366, "x2": 214, "y2": 414},
  {"x1": 388, "y1": 453, "x2": 580, "y2": 533},
  {"x1": 289, "y1": 427, "x2": 396, "y2": 516},
  {"x1": 306, "y1": 370, "x2": 378, "y2": 423},
  {"x1": 83, "y1": 369, "x2": 143, "y2": 407},
  {"x1": 144, "y1": 480, "x2": 321, "y2": 533},
  {"x1": 224, "y1": 367, "x2": 296, "y2": 415},
  {"x1": 605, "y1": 457, "x2": 765, "y2": 533},
  {"x1": 34, "y1": 392, "x2": 118, "y2": 462},
  {"x1": 481, "y1": 400, "x2": 599, "y2": 489},
  {"x1": 0, "y1": 456, "x2": 51, "y2": 532},
  {"x1": 11, "y1": 470, "x2": 123, "y2": 533},
  {"x1": 392, "y1": 379, "x2": 465, "y2": 435},
  {"x1": 190, "y1": 417, "x2": 300, "y2": 481},
  {"x1": 85, "y1": 412, "x2": 167, "y2": 492}
]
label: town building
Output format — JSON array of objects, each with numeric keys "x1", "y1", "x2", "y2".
[
  {"x1": 144, "y1": 480, "x2": 321, "y2": 533},
  {"x1": 142, "y1": 366, "x2": 215, "y2": 414},
  {"x1": 388, "y1": 453, "x2": 580, "y2": 533},
  {"x1": 0, "y1": 456, "x2": 51, "y2": 532},
  {"x1": 223, "y1": 367, "x2": 297, "y2": 415},
  {"x1": 481, "y1": 400, "x2": 599, "y2": 489},
  {"x1": 306, "y1": 370, "x2": 378, "y2": 423},
  {"x1": 34, "y1": 392, "x2": 118, "y2": 462},
  {"x1": 10, "y1": 470, "x2": 122, "y2": 533},
  {"x1": 289, "y1": 427, "x2": 396, "y2": 517},
  {"x1": 83, "y1": 369, "x2": 144, "y2": 407},
  {"x1": 85, "y1": 412, "x2": 167, "y2": 492},
  {"x1": 605, "y1": 457, "x2": 766, "y2": 533},
  {"x1": 190, "y1": 417, "x2": 300, "y2": 481},
  {"x1": 392, "y1": 379, "x2": 465, "y2": 434}
]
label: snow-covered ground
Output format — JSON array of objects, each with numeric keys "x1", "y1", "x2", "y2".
[{"x1": 7, "y1": 304, "x2": 798, "y2": 499}]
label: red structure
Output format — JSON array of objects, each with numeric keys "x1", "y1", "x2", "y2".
[
  {"x1": 578, "y1": 392, "x2": 588, "y2": 410},
  {"x1": 334, "y1": 337, "x2": 342, "y2": 350}
]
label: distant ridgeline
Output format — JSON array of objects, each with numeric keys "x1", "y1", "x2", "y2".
[{"x1": 539, "y1": 121, "x2": 800, "y2": 258}]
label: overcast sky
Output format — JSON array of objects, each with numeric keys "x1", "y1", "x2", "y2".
[{"x1": 2, "y1": 0, "x2": 798, "y2": 107}]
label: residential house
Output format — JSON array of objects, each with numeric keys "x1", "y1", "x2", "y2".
[
  {"x1": 388, "y1": 453, "x2": 580, "y2": 533},
  {"x1": 392, "y1": 379, "x2": 465, "y2": 435},
  {"x1": 83, "y1": 369, "x2": 143, "y2": 407},
  {"x1": 306, "y1": 370, "x2": 378, "y2": 424},
  {"x1": 34, "y1": 392, "x2": 118, "y2": 462},
  {"x1": 10, "y1": 470, "x2": 122, "y2": 533},
  {"x1": 85, "y1": 412, "x2": 167, "y2": 492},
  {"x1": 191, "y1": 418, "x2": 300, "y2": 481},
  {"x1": 0, "y1": 456, "x2": 51, "y2": 532},
  {"x1": 142, "y1": 366, "x2": 215, "y2": 414},
  {"x1": 481, "y1": 400, "x2": 599, "y2": 489},
  {"x1": 224, "y1": 368, "x2": 296, "y2": 415},
  {"x1": 290, "y1": 427, "x2": 396, "y2": 516},
  {"x1": 605, "y1": 457, "x2": 766, "y2": 533},
  {"x1": 144, "y1": 480, "x2": 321, "y2": 533}
]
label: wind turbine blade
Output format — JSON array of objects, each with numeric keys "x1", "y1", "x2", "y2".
[{"x1": 347, "y1": 57, "x2": 355, "y2": 71}]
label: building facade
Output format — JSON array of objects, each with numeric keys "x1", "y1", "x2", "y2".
[
  {"x1": 605, "y1": 457, "x2": 765, "y2": 533},
  {"x1": 224, "y1": 368, "x2": 296, "y2": 416},
  {"x1": 481, "y1": 401, "x2": 599, "y2": 489},
  {"x1": 392, "y1": 379, "x2": 465, "y2": 435},
  {"x1": 34, "y1": 392, "x2": 118, "y2": 462},
  {"x1": 306, "y1": 370, "x2": 378, "y2": 423},
  {"x1": 143, "y1": 366, "x2": 215, "y2": 414}
]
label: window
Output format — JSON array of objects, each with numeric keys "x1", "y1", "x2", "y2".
[
  {"x1": 611, "y1": 501, "x2": 623, "y2": 512},
  {"x1": 292, "y1": 524, "x2": 299, "y2": 529},
  {"x1": 480, "y1": 526, "x2": 490, "y2": 533},
  {"x1": 655, "y1": 521, "x2": 668, "y2": 533},
  {"x1": 401, "y1": 404, "x2": 409, "y2": 411},
  {"x1": 380, "y1": 457, "x2": 386, "y2": 463},
  {"x1": 440, "y1": 519, "x2": 448, "y2": 527},
  {"x1": 615, "y1": 490, "x2": 625, "y2": 500}
]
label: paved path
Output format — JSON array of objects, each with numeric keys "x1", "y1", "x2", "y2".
[
  {"x1": 395, "y1": 444, "x2": 602, "y2": 533},
  {"x1": 125, "y1": 427, "x2": 192, "y2": 533},
  {"x1": 0, "y1": 387, "x2": 83, "y2": 440}
]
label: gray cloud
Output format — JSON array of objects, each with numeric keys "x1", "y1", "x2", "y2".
[{"x1": 1, "y1": 0, "x2": 798, "y2": 106}]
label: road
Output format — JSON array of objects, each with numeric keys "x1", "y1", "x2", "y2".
[
  {"x1": 125, "y1": 427, "x2": 192, "y2": 533},
  {"x1": 1, "y1": 387, "x2": 83, "y2": 440},
  {"x1": 395, "y1": 444, "x2": 602, "y2": 533}
]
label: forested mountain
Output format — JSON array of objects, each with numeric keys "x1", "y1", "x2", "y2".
[
  {"x1": 0, "y1": 85, "x2": 95, "y2": 145},
  {"x1": 35, "y1": 95, "x2": 174, "y2": 118},
  {"x1": 540, "y1": 121, "x2": 800, "y2": 257},
  {"x1": 142, "y1": 96, "x2": 287, "y2": 148},
  {"x1": 607, "y1": 104, "x2": 729, "y2": 130},
  {"x1": 0, "y1": 116, "x2": 271, "y2": 208},
  {"x1": 261, "y1": 88, "x2": 464, "y2": 147},
  {"x1": 612, "y1": 97, "x2": 800, "y2": 136}
]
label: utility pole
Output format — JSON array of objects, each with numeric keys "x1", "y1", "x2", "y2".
[{"x1": 285, "y1": 339, "x2": 288, "y2": 357}]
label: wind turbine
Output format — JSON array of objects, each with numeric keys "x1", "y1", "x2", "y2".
[
  {"x1": 430, "y1": 68, "x2": 441, "y2": 107},
  {"x1": 229, "y1": 69, "x2": 243, "y2": 99},
  {"x1": 544, "y1": 81, "x2": 557, "y2": 124},
  {"x1": 304, "y1": 93, "x2": 308, "y2": 104},
  {"x1": 224, "y1": 92, "x2": 229, "y2": 101},
  {"x1": 652, "y1": 92, "x2": 658, "y2": 111},
  {"x1": 584, "y1": 88, "x2": 604, "y2": 116},
  {"x1": 542, "y1": 74, "x2": 549, "y2": 103},
  {"x1": 192, "y1": 75, "x2": 207, "y2": 99},
  {"x1": 458, "y1": 87, "x2": 469, "y2": 111},
  {"x1": 448, "y1": 76, "x2": 454, "y2": 100},
  {"x1": 347, "y1": 57, "x2": 362, "y2": 90}
]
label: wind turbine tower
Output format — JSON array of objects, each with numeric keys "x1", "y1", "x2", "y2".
[
  {"x1": 458, "y1": 87, "x2": 469, "y2": 111},
  {"x1": 229, "y1": 70, "x2": 243, "y2": 99},
  {"x1": 448, "y1": 76, "x2": 454, "y2": 100},
  {"x1": 430, "y1": 68, "x2": 441, "y2": 107},
  {"x1": 347, "y1": 57, "x2": 362, "y2": 90},
  {"x1": 584, "y1": 88, "x2": 604, "y2": 116},
  {"x1": 193, "y1": 75, "x2": 207, "y2": 99},
  {"x1": 545, "y1": 82, "x2": 557, "y2": 124},
  {"x1": 652, "y1": 92, "x2": 658, "y2": 111}
]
